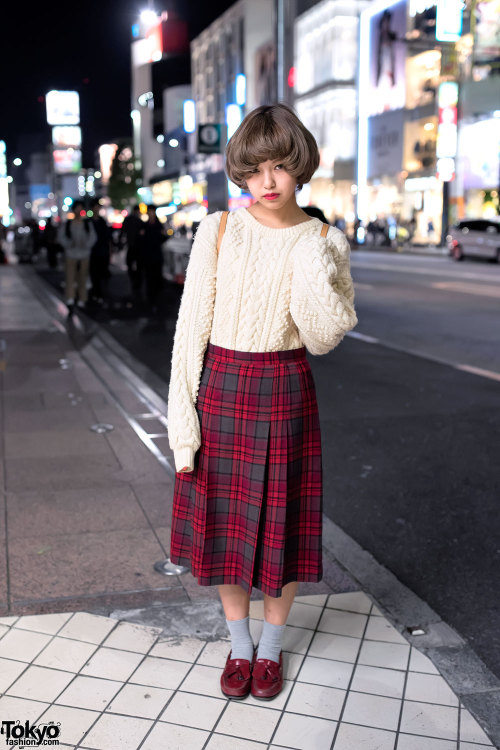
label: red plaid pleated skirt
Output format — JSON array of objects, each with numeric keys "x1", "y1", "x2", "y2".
[{"x1": 170, "y1": 342, "x2": 323, "y2": 597}]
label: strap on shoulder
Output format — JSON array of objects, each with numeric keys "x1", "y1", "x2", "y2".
[
  {"x1": 320, "y1": 223, "x2": 329, "y2": 238},
  {"x1": 216, "y1": 211, "x2": 229, "y2": 255}
]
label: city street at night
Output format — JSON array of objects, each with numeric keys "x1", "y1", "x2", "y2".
[{"x1": 1, "y1": 0, "x2": 500, "y2": 747}]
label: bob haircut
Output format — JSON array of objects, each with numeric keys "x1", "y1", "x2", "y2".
[{"x1": 225, "y1": 103, "x2": 320, "y2": 191}]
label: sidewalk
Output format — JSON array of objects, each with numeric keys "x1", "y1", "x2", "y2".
[{"x1": 0, "y1": 265, "x2": 497, "y2": 749}]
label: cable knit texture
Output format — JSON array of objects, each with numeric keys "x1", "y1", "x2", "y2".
[{"x1": 167, "y1": 207, "x2": 358, "y2": 472}]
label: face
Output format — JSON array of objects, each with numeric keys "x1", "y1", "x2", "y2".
[{"x1": 244, "y1": 159, "x2": 298, "y2": 211}]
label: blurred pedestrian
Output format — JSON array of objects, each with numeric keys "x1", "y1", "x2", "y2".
[
  {"x1": 44, "y1": 217, "x2": 60, "y2": 269},
  {"x1": 89, "y1": 201, "x2": 111, "y2": 304},
  {"x1": 138, "y1": 205, "x2": 166, "y2": 312},
  {"x1": 62, "y1": 200, "x2": 95, "y2": 309},
  {"x1": 120, "y1": 204, "x2": 143, "y2": 297},
  {"x1": 302, "y1": 205, "x2": 329, "y2": 223}
]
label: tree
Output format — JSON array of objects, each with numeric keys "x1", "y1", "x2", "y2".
[{"x1": 107, "y1": 142, "x2": 142, "y2": 208}]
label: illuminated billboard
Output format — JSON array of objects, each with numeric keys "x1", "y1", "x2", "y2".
[
  {"x1": 460, "y1": 118, "x2": 500, "y2": 189},
  {"x1": 366, "y1": 0, "x2": 407, "y2": 116},
  {"x1": 436, "y1": 0, "x2": 463, "y2": 42},
  {"x1": 358, "y1": 0, "x2": 407, "y2": 219},
  {"x1": 46, "y1": 90, "x2": 80, "y2": 125},
  {"x1": 52, "y1": 126, "x2": 82, "y2": 148},
  {"x1": 473, "y1": 0, "x2": 500, "y2": 65},
  {"x1": 53, "y1": 148, "x2": 82, "y2": 174}
]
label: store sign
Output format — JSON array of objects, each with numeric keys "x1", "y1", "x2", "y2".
[
  {"x1": 52, "y1": 126, "x2": 82, "y2": 148},
  {"x1": 460, "y1": 118, "x2": 500, "y2": 189},
  {"x1": 0, "y1": 140, "x2": 6, "y2": 178},
  {"x1": 473, "y1": 0, "x2": 500, "y2": 65},
  {"x1": 152, "y1": 179, "x2": 173, "y2": 206},
  {"x1": 367, "y1": 110, "x2": 405, "y2": 179},
  {"x1": 198, "y1": 124, "x2": 223, "y2": 154},
  {"x1": 46, "y1": 90, "x2": 80, "y2": 125},
  {"x1": 53, "y1": 148, "x2": 82, "y2": 174},
  {"x1": 29, "y1": 184, "x2": 51, "y2": 202},
  {"x1": 437, "y1": 81, "x2": 458, "y2": 159},
  {"x1": 366, "y1": 0, "x2": 407, "y2": 116},
  {"x1": 436, "y1": 0, "x2": 464, "y2": 42},
  {"x1": 0, "y1": 142, "x2": 8, "y2": 220}
]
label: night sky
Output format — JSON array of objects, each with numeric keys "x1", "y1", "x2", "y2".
[{"x1": 0, "y1": 0, "x2": 236, "y2": 167}]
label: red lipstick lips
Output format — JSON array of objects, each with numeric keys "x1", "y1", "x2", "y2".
[{"x1": 263, "y1": 193, "x2": 279, "y2": 200}]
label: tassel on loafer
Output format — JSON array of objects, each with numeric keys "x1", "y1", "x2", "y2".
[
  {"x1": 220, "y1": 650, "x2": 253, "y2": 699},
  {"x1": 251, "y1": 651, "x2": 283, "y2": 700}
]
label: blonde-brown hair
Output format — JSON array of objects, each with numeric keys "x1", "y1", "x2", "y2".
[{"x1": 225, "y1": 103, "x2": 320, "y2": 191}]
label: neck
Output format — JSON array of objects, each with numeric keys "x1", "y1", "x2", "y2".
[{"x1": 248, "y1": 194, "x2": 308, "y2": 228}]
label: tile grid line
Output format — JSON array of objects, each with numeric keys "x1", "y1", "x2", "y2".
[
  {"x1": 135, "y1": 636, "x2": 236, "y2": 750},
  {"x1": 328, "y1": 600, "x2": 375, "y2": 750},
  {"x1": 265, "y1": 595, "x2": 337, "y2": 748},
  {"x1": 0, "y1": 623, "x2": 101, "y2": 747},
  {"x1": 393, "y1": 640, "x2": 413, "y2": 749},
  {"x1": 0, "y1": 613, "x2": 447, "y2": 685},
  {"x1": 1, "y1": 604, "x2": 491, "y2": 748},
  {"x1": 73, "y1": 626, "x2": 194, "y2": 749},
  {"x1": 1, "y1": 615, "x2": 459, "y2": 706},
  {"x1": 18, "y1": 613, "x2": 133, "y2": 748}
]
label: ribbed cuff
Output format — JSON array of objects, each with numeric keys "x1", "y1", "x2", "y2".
[{"x1": 174, "y1": 447, "x2": 195, "y2": 473}]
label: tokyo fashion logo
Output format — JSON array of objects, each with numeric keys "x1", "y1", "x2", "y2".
[{"x1": 0, "y1": 720, "x2": 61, "y2": 746}]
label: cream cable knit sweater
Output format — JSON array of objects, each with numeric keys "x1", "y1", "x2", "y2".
[{"x1": 167, "y1": 207, "x2": 358, "y2": 472}]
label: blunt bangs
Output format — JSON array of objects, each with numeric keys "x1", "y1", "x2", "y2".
[{"x1": 225, "y1": 103, "x2": 320, "y2": 190}]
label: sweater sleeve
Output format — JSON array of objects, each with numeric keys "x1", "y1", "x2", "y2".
[
  {"x1": 167, "y1": 211, "x2": 220, "y2": 472},
  {"x1": 290, "y1": 226, "x2": 358, "y2": 356}
]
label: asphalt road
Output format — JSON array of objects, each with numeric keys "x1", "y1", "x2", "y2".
[{"x1": 35, "y1": 247, "x2": 500, "y2": 680}]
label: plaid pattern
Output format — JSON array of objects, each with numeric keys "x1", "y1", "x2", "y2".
[{"x1": 170, "y1": 343, "x2": 323, "y2": 598}]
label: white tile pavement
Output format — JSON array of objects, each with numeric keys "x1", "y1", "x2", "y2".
[{"x1": 0, "y1": 592, "x2": 495, "y2": 750}]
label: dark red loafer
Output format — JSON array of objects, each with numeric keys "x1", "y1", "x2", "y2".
[
  {"x1": 251, "y1": 651, "x2": 283, "y2": 700},
  {"x1": 220, "y1": 650, "x2": 253, "y2": 699}
]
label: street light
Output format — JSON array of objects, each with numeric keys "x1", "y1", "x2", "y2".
[{"x1": 140, "y1": 9, "x2": 158, "y2": 26}]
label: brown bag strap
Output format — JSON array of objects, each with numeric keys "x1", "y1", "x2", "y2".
[
  {"x1": 217, "y1": 211, "x2": 229, "y2": 255},
  {"x1": 320, "y1": 223, "x2": 329, "y2": 238}
]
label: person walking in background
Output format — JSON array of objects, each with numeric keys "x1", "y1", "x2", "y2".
[
  {"x1": 43, "y1": 217, "x2": 60, "y2": 268},
  {"x1": 89, "y1": 201, "x2": 111, "y2": 304},
  {"x1": 120, "y1": 204, "x2": 143, "y2": 298},
  {"x1": 167, "y1": 103, "x2": 358, "y2": 701},
  {"x1": 138, "y1": 205, "x2": 166, "y2": 312},
  {"x1": 62, "y1": 200, "x2": 95, "y2": 310}
]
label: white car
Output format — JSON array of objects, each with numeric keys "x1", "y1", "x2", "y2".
[{"x1": 447, "y1": 219, "x2": 500, "y2": 262}]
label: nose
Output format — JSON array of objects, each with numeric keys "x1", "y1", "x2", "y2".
[{"x1": 263, "y1": 171, "x2": 276, "y2": 189}]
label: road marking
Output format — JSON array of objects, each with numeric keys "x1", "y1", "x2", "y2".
[
  {"x1": 456, "y1": 364, "x2": 500, "y2": 382},
  {"x1": 346, "y1": 331, "x2": 500, "y2": 382},
  {"x1": 351, "y1": 259, "x2": 499, "y2": 283},
  {"x1": 353, "y1": 282, "x2": 374, "y2": 290},
  {"x1": 348, "y1": 331, "x2": 380, "y2": 344},
  {"x1": 431, "y1": 281, "x2": 500, "y2": 298}
]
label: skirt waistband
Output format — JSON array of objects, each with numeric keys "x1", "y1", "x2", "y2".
[{"x1": 206, "y1": 342, "x2": 307, "y2": 363}]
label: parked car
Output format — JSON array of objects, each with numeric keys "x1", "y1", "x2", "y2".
[{"x1": 447, "y1": 219, "x2": 500, "y2": 262}]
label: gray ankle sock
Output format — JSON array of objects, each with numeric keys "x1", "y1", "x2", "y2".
[
  {"x1": 226, "y1": 616, "x2": 254, "y2": 662},
  {"x1": 257, "y1": 620, "x2": 285, "y2": 663}
]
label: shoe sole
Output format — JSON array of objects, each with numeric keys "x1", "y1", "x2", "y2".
[
  {"x1": 220, "y1": 689, "x2": 250, "y2": 700},
  {"x1": 250, "y1": 691, "x2": 282, "y2": 701}
]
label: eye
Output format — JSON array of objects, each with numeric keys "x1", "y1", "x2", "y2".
[{"x1": 275, "y1": 164, "x2": 284, "y2": 170}]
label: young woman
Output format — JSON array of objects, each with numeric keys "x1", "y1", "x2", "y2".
[{"x1": 167, "y1": 103, "x2": 358, "y2": 700}]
